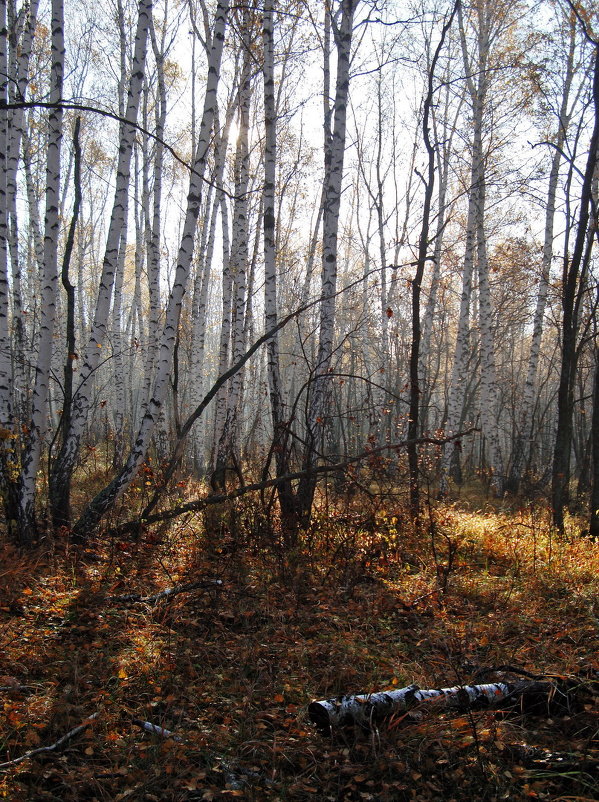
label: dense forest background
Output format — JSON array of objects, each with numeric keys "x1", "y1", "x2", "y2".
[{"x1": 1, "y1": 0, "x2": 599, "y2": 542}]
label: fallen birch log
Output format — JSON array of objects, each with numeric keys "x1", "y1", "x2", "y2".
[
  {"x1": 111, "y1": 579, "x2": 223, "y2": 605},
  {"x1": 132, "y1": 719, "x2": 183, "y2": 742},
  {"x1": 308, "y1": 679, "x2": 576, "y2": 730}
]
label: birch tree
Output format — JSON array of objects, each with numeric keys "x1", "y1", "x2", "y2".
[
  {"x1": 440, "y1": 0, "x2": 517, "y2": 496},
  {"x1": 49, "y1": 0, "x2": 153, "y2": 529},
  {"x1": 17, "y1": 0, "x2": 64, "y2": 544},
  {"x1": 213, "y1": 5, "x2": 253, "y2": 490},
  {"x1": 296, "y1": 0, "x2": 359, "y2": 524},
  {"x1": 71, "y1": 0, "x2": 230, "y2": 539},
  {"x1": 0, "y1": 0, "x2": 19, "y2": 536},
  {"x1": 262, "y1": 0, "x2": 300, "y2": 530}
]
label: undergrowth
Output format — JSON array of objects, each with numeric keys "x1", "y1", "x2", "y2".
[{"x1": 0, "y1": 494, "x2": 597, "y2": 801}]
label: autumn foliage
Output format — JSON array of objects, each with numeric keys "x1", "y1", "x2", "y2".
[{"x1": 0, "y1": 491, "x2": 598, "y2": 800}]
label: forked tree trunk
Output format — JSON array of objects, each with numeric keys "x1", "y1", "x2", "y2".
[
  {"x1": 71, "y1": 0, "x2": 230, "y2": 539},
  {"x1": 49, "y1": 0, "x2": 153, "y2": 530}
]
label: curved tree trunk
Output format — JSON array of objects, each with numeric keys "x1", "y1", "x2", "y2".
[{"x1": 552, "y1": 41, "x2": 599, "y2": 532}]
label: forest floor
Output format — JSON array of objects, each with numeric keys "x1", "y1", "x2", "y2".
[{"x1": 1, "y1": 484, "x2": 598, "y2": 801}]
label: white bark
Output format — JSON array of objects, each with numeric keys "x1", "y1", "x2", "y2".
[
  {"x1": 0, "y1": 0, "x2": 14, "y2": 452},
  {"x1": 302, "y1": 0, "x2": 358, "y2": 486},
  {"x1": 214, "y1": 21, "x2": 252, "y2": 483},
  {"x1": 111, "y1": 5, "x2": 132, "y2": 467},
  {"x1": 419, "y1": 49, "x2": 464, "y2": 428},
  {"x1": 18, "y1": 0, "x2": 64, "y2": 539},
  {"x1": 308, "y1": 679, "x2": 561, "y2": 730},
  {"x1": 6, "y1": 0, "x2": 39, "y2": 417},
  {"x1": 50, "y1": 0, "x2": 153, "y2": 524},
  {"x1": 72, "y1": 0, "x2": 230, "y2": 537},
  {"x1": 263, "y1": 0, "x2": 282, "y2": 430},
  {"x1": 441, "y1": 0, "x2": 503, "y2": 494},
  {"x1": 190, "y1": 102, "x2": 234, "y2": 468},
  {"x1": 142, "y1": 13, "x2": 167, "y2": 414}
]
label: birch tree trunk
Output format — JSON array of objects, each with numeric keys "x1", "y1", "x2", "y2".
[
  {"x1": 6, "y1": 0, "x2": 39, "y2": 423},
  {"x1": 440, "y1": 0, "x2": 503, "y2": 495},
  {"x1": 296, "y1": 0, "x2": 359, "y2": 524},
  {"x1": 71, "y1": 0, "x2": 230, "y2": 539},
  {"x1": 49, "y1": 0, "x2": 153, "y2": 530},
  {"x1": 141, "y1": 13, "x2": 168, "y2": 421},
  {"x1": 111, "y1": 4, "x2": 131, "y2": 469},
  {"x1": 59, "y1": 117, "x2": 82, "y2": 493},
  {"x1": 213, "y1": 14, "x2": 252, "y2": 490},
  {"x1": 262, "y1": 0, "x2": 301, "y2": 532},
  {"x1": 0, "y1": 0, "x2": 19, "y2": 537},
  {"x1": 419, "y1": 47, "x2": 464, "y2": 433},
  {"x1": 439, "y1": 190, "x2": 476, "y2": 494},
  {"x1": 17, "y1": 0, "x2": 64, "y2": 543}
]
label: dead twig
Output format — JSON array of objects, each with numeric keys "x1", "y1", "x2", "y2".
[{"x1": 0, "y1": 712, "x2": 99, "y2": 770}]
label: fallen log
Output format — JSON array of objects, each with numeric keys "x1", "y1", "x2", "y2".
[
  {"x1": 111, "y1": 579, "x2": 223, "y2": 605},
  {"x1": 308, "y1": 677, "x2": 582, "y2": 731},
  {"x1": 132, "y1": 719, "x2": 183, "y2": 742}
]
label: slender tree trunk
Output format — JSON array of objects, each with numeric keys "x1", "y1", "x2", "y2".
[
  {"x1": 6, "y1": 0, "x2": 39, "y2": 424},
  {"x1": 58, "y1": 117, "x2": 82, "y2": 498},
  {"x1": 0, "y1": 0, "x2": 20, "y2": 538},
  {"x1": 110, "y1": 0, "x2": 131, "y2": 469},
  {"x1": 590, "y1": 312, "x2": 599, "y2": 537},
  {"x1": 17, "y1": 0, "x2": 64, "y2": 544},
  {"x1": 262, "y1": 0, "x2": 301, "y2": 533},
  {"x1": 297, "y1": 0, "x2": 358, "y2": 524},
  {"x1": 213, "y1": 15, "x2": 252, "y2": 490},
  {"x1": 408, "y1": 3, "x2": 457, "y2": 518}
]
